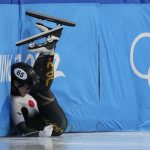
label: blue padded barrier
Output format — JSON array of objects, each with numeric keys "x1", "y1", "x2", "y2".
[{"x1": 1, "y1": 3, "x2": 150, "y2": 136}]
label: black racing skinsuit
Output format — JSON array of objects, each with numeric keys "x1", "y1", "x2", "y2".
[{"x1": 30, "y1": 53, "x2": 67, "y2": 136}]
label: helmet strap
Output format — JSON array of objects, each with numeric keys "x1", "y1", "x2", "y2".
[{"x1": 13, "y1": 81, "x2": 25, "y2": 96}]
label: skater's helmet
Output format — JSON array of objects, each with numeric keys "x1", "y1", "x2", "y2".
[{"x1": 11, "y1": 62, "x2": 39, "y2": 87}]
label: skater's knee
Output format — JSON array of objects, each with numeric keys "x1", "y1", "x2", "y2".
[
  {"x1": 52, "y1": 116, "x2": 67, "y2": 136},
  {"x1": 52, "y1": 122, "x2": 67, "y2": 136}
]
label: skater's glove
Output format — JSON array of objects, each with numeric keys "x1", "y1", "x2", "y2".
[{"x1": 39, "y1": 125, "x2": 53, "y2": 137}]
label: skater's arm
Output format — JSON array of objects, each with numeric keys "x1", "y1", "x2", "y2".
[
  {"x1": 11, "y1": 100, "x2": 39, "y2": 137},
  {"x1": 16, "y1": 122, "x2": 39, "y2": 137},
  {"x1": 11, "y1": 99, "x2": 53, "y2": 137},
  {"x1": 16, "y1": 122, "x2": 53, "y2": 137}
]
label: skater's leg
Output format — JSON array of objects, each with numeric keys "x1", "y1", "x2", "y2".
[{"x1": 30, "y1": 26, "x2": 67, "y2": 136}]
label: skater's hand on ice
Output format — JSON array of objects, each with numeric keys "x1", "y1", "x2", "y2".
[{"x1": 39, "y1": 125, "x2": 53, "y2": 137}]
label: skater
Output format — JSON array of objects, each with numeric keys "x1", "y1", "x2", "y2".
[{"x1": 11, "y1": 23, "x2": 67, "y2": 137}]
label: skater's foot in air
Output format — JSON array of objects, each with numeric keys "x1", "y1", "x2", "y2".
[{"x1": 28, "y1": 23, "x2": 63, "y2": 55}]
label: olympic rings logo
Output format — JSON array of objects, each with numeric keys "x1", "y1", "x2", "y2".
[{"x1": 130, "y1": 33, "x2": 150, "y2": 87}]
